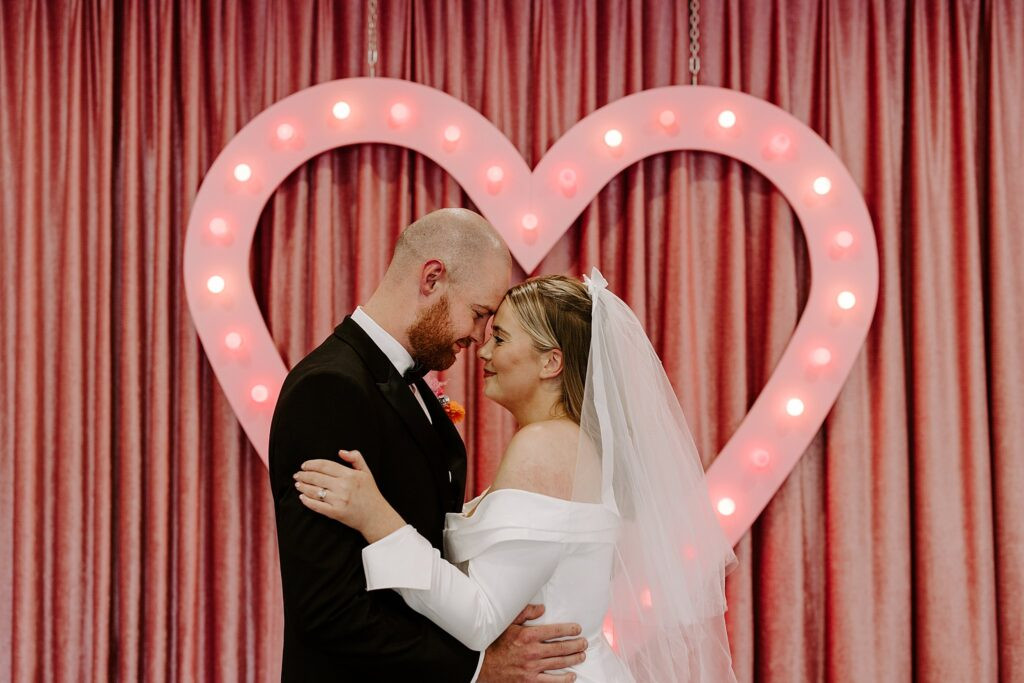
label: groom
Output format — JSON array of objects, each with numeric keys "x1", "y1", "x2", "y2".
[{"x1": 269, "y1": 209, "x2": 587, "y2": 681}]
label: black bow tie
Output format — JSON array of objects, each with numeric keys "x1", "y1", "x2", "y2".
[{"x1": 403, "y1": 362, "x2": 429, "y2": 384}]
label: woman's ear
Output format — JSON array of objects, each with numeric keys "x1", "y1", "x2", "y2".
[{"x1": 539, "y1": 348, "x2": 564, "y2": 380}]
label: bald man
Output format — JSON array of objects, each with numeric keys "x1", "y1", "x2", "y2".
[{"x1": 269, "y1": 209, "x2": 587, "y2": 681}]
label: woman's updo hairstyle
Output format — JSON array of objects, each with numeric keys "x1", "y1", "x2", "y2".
[{"x1": 501, "y1": 275, "x2": 592, "y2": 423}]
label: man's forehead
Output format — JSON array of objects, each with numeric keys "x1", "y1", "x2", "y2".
[
  {"x1": 475, "y1": 276, "x2": 509, "y2": 309},
  {"x1": 461, "y1": 257, "x2": 509, "y2": 308}
]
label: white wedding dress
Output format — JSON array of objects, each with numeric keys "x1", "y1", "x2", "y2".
[{"x1": 362, "y1": 487, "x2": 635, "y2": 682}]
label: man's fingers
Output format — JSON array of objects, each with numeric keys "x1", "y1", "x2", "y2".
[
  {"x1": 536, "y1": 673, "x2": 576, "y2": 683},
  {"x1": 537, "y1": 652, "x2": 586, "y2": 671},
  {"x1": 514, "y1": 603, "x2": 546, "y2": 624},
  {"x1": 535, "y1": 637, "x2": 587, "y2": 659},
  {"x1": 524, "y1": 622, "x2": 584, "y2": 643}
]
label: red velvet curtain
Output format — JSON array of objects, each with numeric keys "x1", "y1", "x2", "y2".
[{"x1": 2, "y1": 0, "x2": 1021, "y2": 680}]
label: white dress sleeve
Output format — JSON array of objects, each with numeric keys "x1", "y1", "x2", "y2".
[
  {"x1": 361, "y1": 523, "x2": 564, "y2": 651},
  {"x1": 363, "y1": 489, "x2": 620, "y2": 651}
]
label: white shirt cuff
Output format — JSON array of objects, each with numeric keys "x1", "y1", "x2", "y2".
[{"x1": 361, "y1": 524, "x2": 434, "y2": 590}]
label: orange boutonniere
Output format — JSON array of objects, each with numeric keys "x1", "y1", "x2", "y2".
[{"x1": 426, "y1": 378, "x2": 466, "y2": 424}]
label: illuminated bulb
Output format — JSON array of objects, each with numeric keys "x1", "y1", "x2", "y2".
[
  {"x1": 769, "y1": 133, "x2": 791, "y2": 155},
  {"x1": 640, "y1": 588, "x2": 652, "y2": 608},
  {"x1": 603, "y1": 129, "x2": 623, "y2": 148},
  {"x1": 233, "y1": 164, "x2": 252, "y2": 182},
  {"x1": 486, "y1": 165, "x2": 504, "y2": 184},
  {"x1": 811, "y1": 347, "x2": 832, "y2": 366},
  {"x1": 224, "y1": 332, "x2": 243, "y2": 350},
  {"x1": 276, "y1": 123, "x2": 296, "y2": 141},
  {"x1": 751, "y1": 448, "x2": 771, "y2": 468},
  {"x1": 786, "y1": 398, "x2": 805, "y2": 417},
  {"x1": 658, "y1": 110, "x2": 677, "y2": 128},
  {"x1": 558, "y1": 168, "x2": 577, "y2": 190},
  {"x1": 837, "y1": 291, "x2": 857, "y2": 310},
  {"x1": 835, "y1": 231, "x2": 854, "y2": 248},
  {"x1": 250, "y1": 384, "x2": 269, "y2": 403},
  {"x1": 332, "y1": 101, "x2": 351, "y2": 120},
  {"x1": 521, "y1": 213, "x2": 538, "y2": 231},
  {"x1": 717, "y1": 498, "x2": 736, "y2": 516},
  {"x1": 206, "y1": 276, "x2": 226, "y2": 294},
  {"x1": 682, "y1": 544, "x2": 697, "y2": 560},
  {"x1": 443, "y1": 125, "x2": 461, "y2": 143},
  {"x1": 389, "y1": 102, "x2": 410, "y2": 125},
  {"x1": 208, "y1": 218, "x2": 228, "y2": 237},
  {"x1": 717, "y1": 110, "x2": 737, "y2": 128},
  {"x1": 813, "y1": 176, "x2": 832, "y2": 195}
]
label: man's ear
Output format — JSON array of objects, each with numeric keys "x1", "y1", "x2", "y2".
[
  {"x1": 539, "y1": 348, "x2": 564, "y2": 380},
  {"x1": 419, "y1": 260, "x2": 446, "y2": 295}
]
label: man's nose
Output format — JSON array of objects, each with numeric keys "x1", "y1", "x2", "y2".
[{"x1": 471, "y1": 319, "x2": 487, "y2": 344}]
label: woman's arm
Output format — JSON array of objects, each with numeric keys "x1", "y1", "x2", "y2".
[
  {"x1": 362, "y1": 423, "x2": 580, "y2": 650},
  {"x1": 362, "y1": 526, "x2": 563, "y2": 650},
  {"x1": 294, "y1": 449, "x2": 406, "y2": 543},
  {"x1": 297, "y1": 422, "x2": 579, "y2": 650}
]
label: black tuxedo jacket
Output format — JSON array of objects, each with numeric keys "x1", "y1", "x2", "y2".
[{"x1": 269, "y1": 317, "x2": 479, "y2": 681}]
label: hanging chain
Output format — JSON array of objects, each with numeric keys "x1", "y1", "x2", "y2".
[
  {"x1": 688, "y1": 0, "x2": 701, "y2": 85},
  {"x1": 367, "y1": 0, "x2": 379, "y2": 77}
]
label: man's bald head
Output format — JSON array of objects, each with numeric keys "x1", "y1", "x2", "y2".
[
  {"x1": 363, "y1": 208, "x2": 512, "y2": 371},
  {"x1": 388, "y1": 208, "x2": 511, "y2": 283}
]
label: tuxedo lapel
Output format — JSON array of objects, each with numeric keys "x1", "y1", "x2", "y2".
[
  {"x1": 377, "y1": 375, "x2": 448, "y2": 460},
  {"x1": 334, "y1": 318, "x2": 459, "y2": 508},
  {"x1": 415, "y1": 378, "x2": 468, "y2": 507}
]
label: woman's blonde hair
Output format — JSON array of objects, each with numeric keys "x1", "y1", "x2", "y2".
[{"x1": 502, "y1": 275, "x2": 592, "y2": 423}]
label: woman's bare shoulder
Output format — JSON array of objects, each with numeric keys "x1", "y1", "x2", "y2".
[{"x1": 490, "y1": 420, "x2": 581, "y2": 500}]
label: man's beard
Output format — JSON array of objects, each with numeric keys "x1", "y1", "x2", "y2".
[{"x1": 407, "y1": 295, "x2": 460, "y2": 371}]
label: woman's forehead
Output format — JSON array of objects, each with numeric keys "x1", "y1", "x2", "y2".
[
  {"x1": 493, "y1": 300, "x2": 515, "y2": 327},
  {"x1": 492, "y1": 301, "x2": 506, "y2": 322}
]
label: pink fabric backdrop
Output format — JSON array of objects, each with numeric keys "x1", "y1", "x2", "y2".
[{"x1": 1, "y1": 0, "x2": 1022, "y2": 680}]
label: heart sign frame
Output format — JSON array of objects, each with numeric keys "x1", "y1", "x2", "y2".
[{"x1": 183, "y1": 78, "x2": 878, "y2": 544}]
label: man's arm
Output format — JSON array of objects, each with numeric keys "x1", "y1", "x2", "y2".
[{"x1": 270, "y1": 371, "x2": 479, "y2": 679}]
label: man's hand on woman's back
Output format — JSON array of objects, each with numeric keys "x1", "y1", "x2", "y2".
[{"x1": 478, "y1": 604, "x2": 586, "y2": 682}]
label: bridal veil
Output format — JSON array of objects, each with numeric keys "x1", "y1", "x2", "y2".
[{"x1": 572, "y1": 267, "x2": 738, "y2": 683}]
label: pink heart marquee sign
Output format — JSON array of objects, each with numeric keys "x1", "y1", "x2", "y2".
[{"x1": 184, "y1": 78, "x2": 877, "y2": 544}]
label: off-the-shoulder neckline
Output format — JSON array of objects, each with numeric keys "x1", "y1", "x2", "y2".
[{"x1": 462, "y1": 486, "x2": 607, "y2": 518}]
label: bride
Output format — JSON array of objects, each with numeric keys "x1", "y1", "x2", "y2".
[{"x1": 294, "y1": 269, "x2": 738, "y2": 682}]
